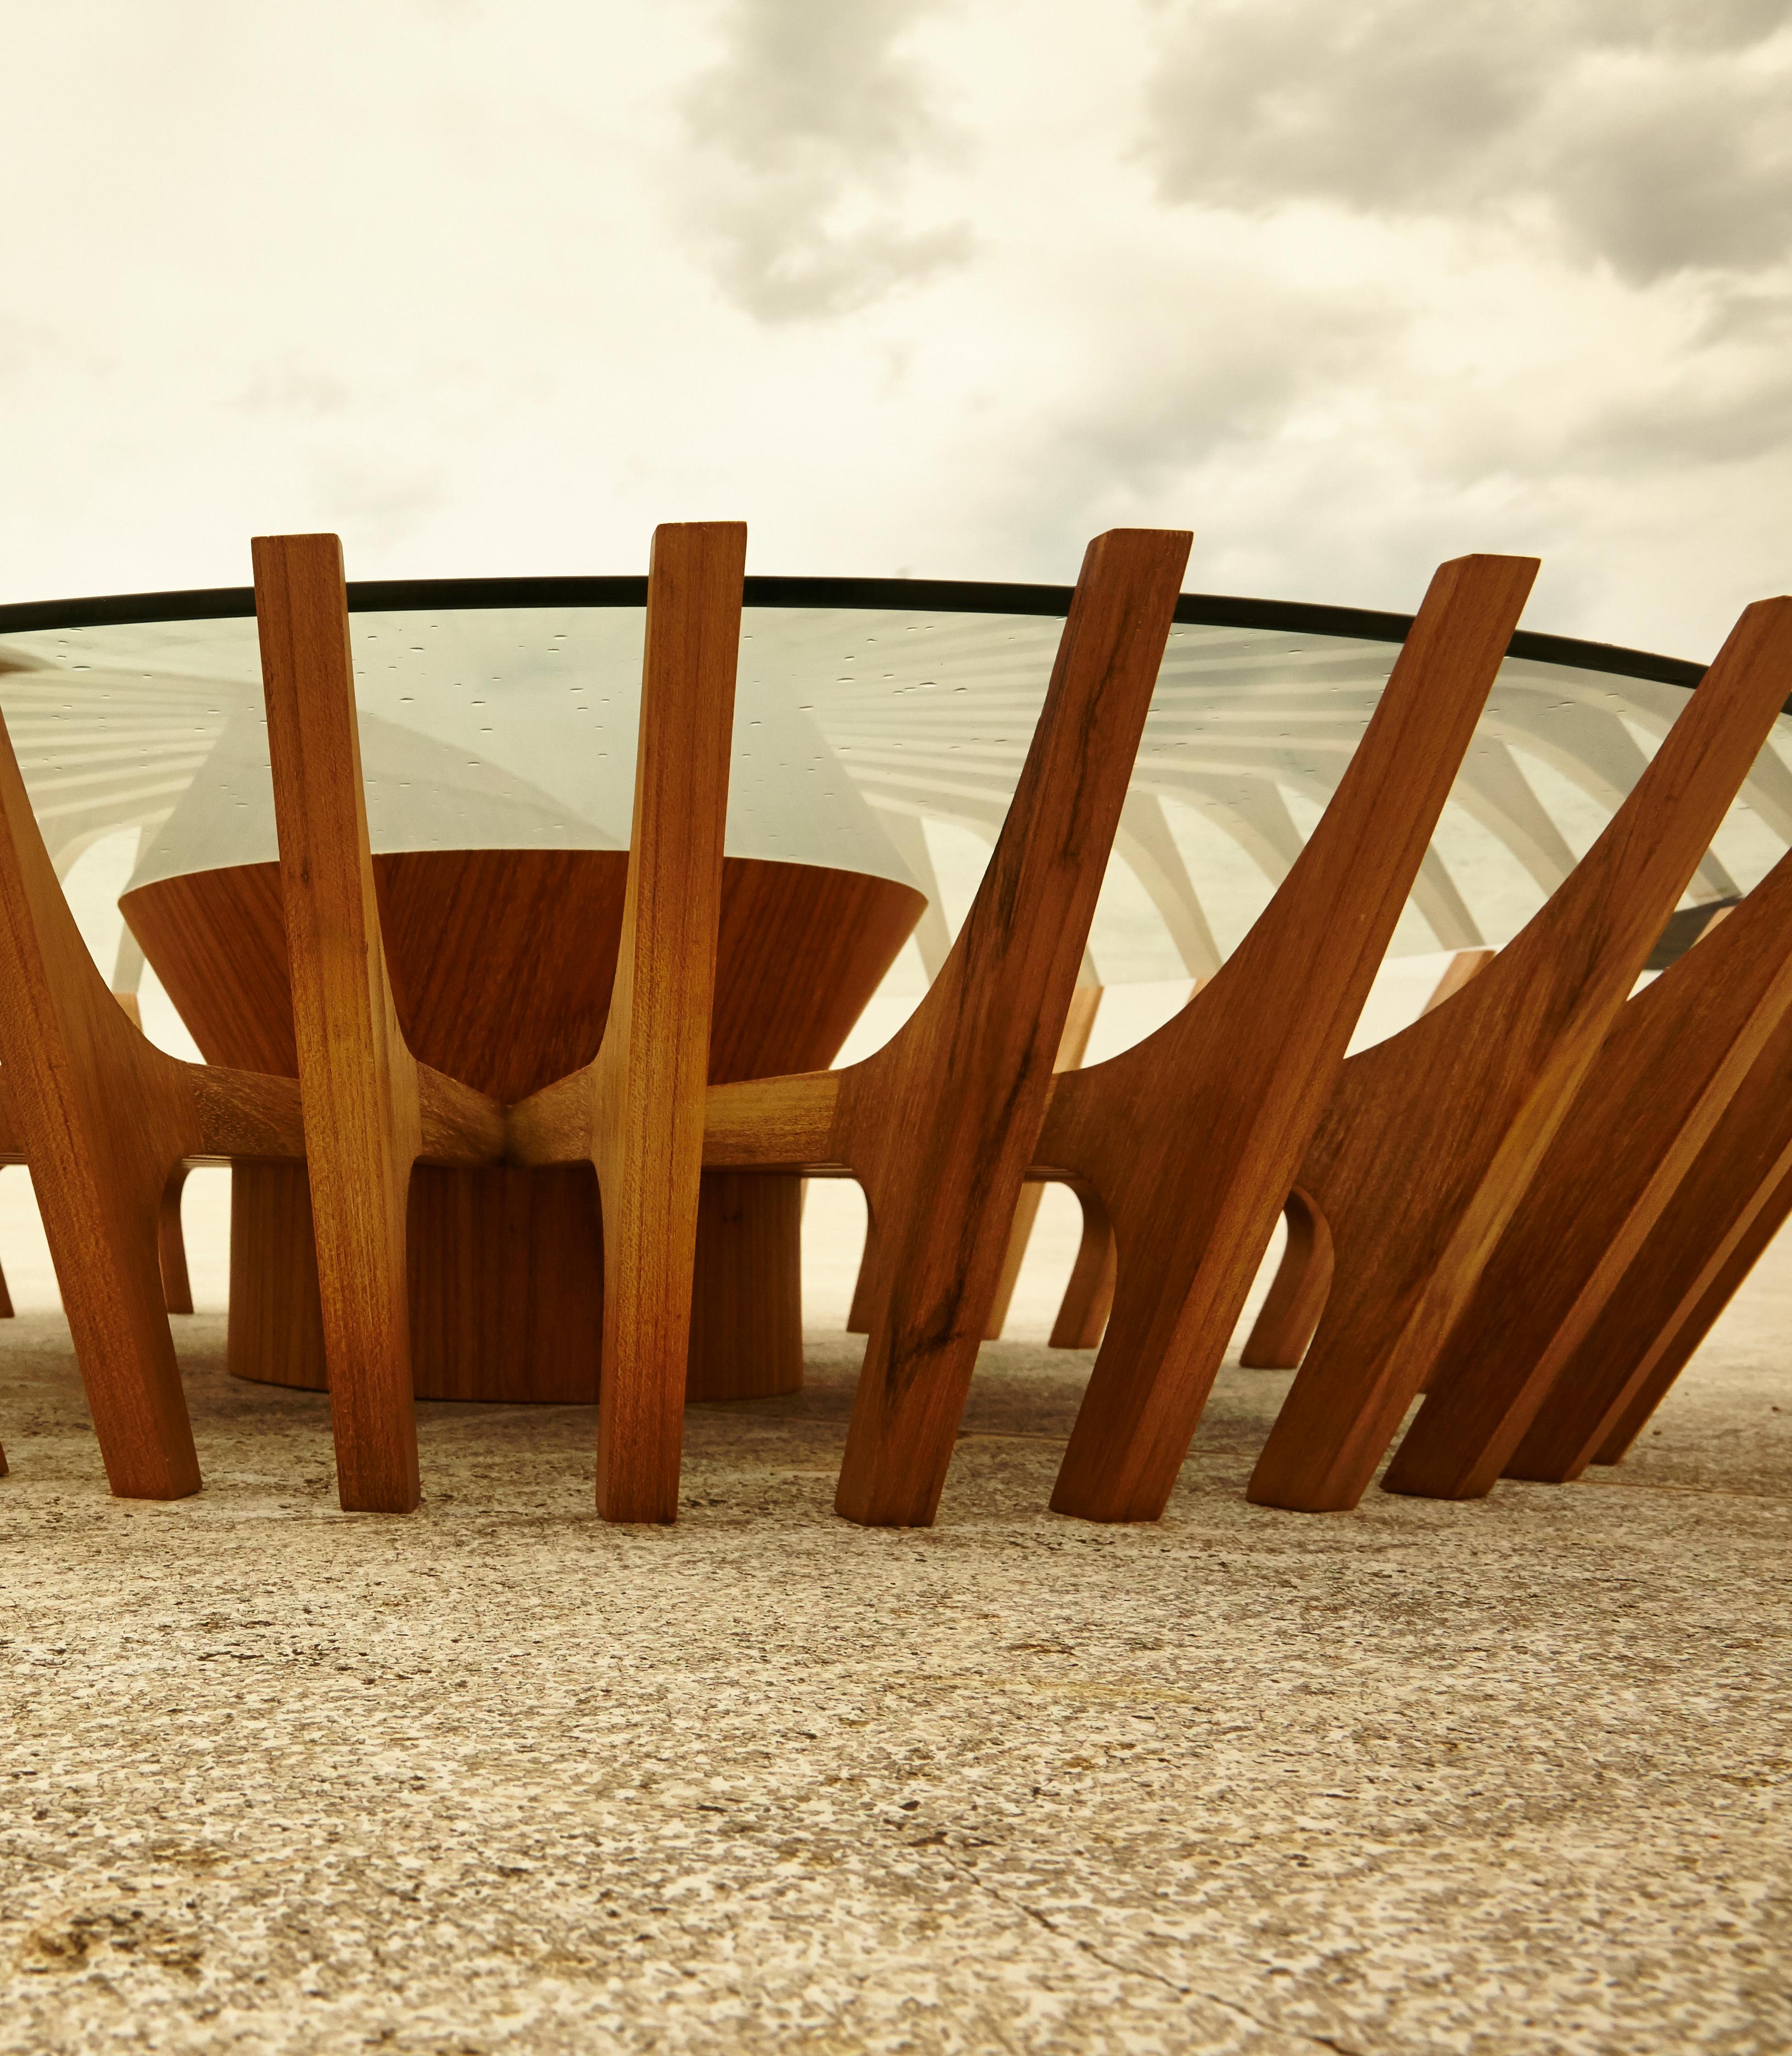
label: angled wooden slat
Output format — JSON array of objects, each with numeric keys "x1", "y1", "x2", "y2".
[
  {"x1": 1594, "y1": 1165, "x2": 1792, "y2": 1467},
  {"x1": 1249, "y1": 598, "x2": 1792, "y2": 1513},
  {"x1": 111, "y1": 990, "x2": 196, "y2": 1316},
  {"x1": 1594, "y1": 1157, "x2": 1792, "y2": 1467},
  {"x1": 158, "y1": 1164, "x2": 195, "y2": 1315},
  {"x1": 982, "y1": 985, "x2": 1103, "y2": 1340},
  {"x1": 835, "y1": 533, "x2": 1187, "y2": 1523},
  {"x1": 681, "y1": 529, "x2": 1191, "y2": 1526},
  {"x1": 1047, "y1": 1177, "x2": 1118, "y2": 1349},
  {"x1": 1237, "y1": 1186, "x2": 1332, "y2": 1370},
  {"x1": 1381, "y1": 800, "x2": 1792, "y2": 1499},
  {"x1": 1420, "y1": 947, "x2": 1498, "y2": 1018},
  {"x1": 1503, "y1": 999, "x2": 1792, "y2": 1482},
  {"x1": 844, "y1": 1214, "x2": 880, "y2": 1336},
  {"x1": 1039, "y1": 555, "x2": 1536, "y2": 1523},
  {"x1": 1239, "y1": 947, "x2": 1497, "y2": 1370},
  {"x1": 504, "y1": 522, "x2": 746, "y2": 1520},
  {"x1": 0, "y1": 689, "x2": 309, "y2": 1499},
  {"x1": 254, "y1": 534, "x2": 506, "y2": 1514}
]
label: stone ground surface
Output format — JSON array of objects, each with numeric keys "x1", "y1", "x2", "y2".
[{"x1": 1, "y1": 1233, "x2": 1789, "y2": 2054}]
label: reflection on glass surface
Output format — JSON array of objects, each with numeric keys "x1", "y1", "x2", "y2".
[{"x1": 1, "y1": 586, "x2": 1785, "y2": 991}]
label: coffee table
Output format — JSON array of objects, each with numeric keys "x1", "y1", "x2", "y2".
[{"x1": 3, "y1": 574, "x2": 1785, "y2": 1403}]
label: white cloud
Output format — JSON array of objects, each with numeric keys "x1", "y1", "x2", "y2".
[{"x1": 1140, "y1": 0, "x2": 1792, "y2": 281}]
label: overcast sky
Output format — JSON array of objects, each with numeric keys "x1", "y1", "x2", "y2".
[{"x1": 3, "y1": 0, "x2": 1789, "y2": 656}]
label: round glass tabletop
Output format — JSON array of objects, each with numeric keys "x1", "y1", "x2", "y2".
[{"x1": 0, "y1": 577, "x2": 1782, "y2": 992}]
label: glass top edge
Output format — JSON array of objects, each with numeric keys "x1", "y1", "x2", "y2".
[{"x1": 0, "y1": 574, "x2": 1709, "y2": 691}]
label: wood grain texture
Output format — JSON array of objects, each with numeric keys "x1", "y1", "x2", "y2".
[
  {"x1": 126, "y1": 852, "x2": 919, "y2": 1101},
  {"x1": 1384, "y1": 766, "x2": 1792, "y2": 1500},
  {"x1": 226, "y1": 1158, "x2": 611, "y2": 1406},
  {"x1": 584, "y1": 520, "x2": 744, "y2": 1518},
  {"x1": 126, "y1": 851, "x2": 918, "y2": 1402},
  {"x1": 1594, "y1": 1157, "x2": 1792, "y2": 1465},
  {"x1": 690, "y1": 858, "x2": 919, "y2": 1399},
  {"x1": 1248, "y1": 596, "x2": 1792, "y2": 1514},
  {"x1": 1504, "y1": 998, "x2": 1792, "y2": 1480},
  {"x1": 505, "y1": 522, "x2": 746, "y2": 1520},
  {"x1": 830, "y1": 531, "x2": 1188, "y2": 1526},
  {"x1": 694, "y1": 529, "x2": 1193, "y2": 1526},
  {"x1": 1421, "y1": 948, "x2": 1498, "y2": 1019},
  {"x1": 845, "y1": 1213, "x2": 880, "y2": 1336},
  {"x1": 1047, "y1": 1178, "x2": 1118, "y2": 1349},
  {"x1": 227, "y1": 1161, "x2": 328, "y2": 1391},
  {"x1": 255, "y1": 532, "x2": 426, "y2": 1513},
  {"x1": 982, "y1": 985, "x2": 1103, "y2": 1340},
  {"x1": 254, "y1": 532, "x2": 504, "y2": 1513},
  {"x1": 1237, "y1": 1186, "x2": 1333, "y2": 1370},
  {"x1": 1039, "y1": 555, "x2": 1537, "y2": 1524},
  {"x1": 405, "y1": 1163, "x2": 605, "y2": 1403},
  {"x1": 685, "y1": 1174, "x2": 804, "y2": 1401},
  {"x1": 0, "y1": 678, "x2": 304, "y2": 1498},
  {"x1": 158, "y1": 1164, "x2": 194, "y2": 1316},
  {"x1": 1239, "y1": 949, "x2": 1497, "y2": 1372}
]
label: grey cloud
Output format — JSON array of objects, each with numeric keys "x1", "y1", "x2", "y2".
[
  {"x1": 984, "y1": 270, "x2": 1397, "y2": 558},
  {"x1": 679, "y1": 0, "x2": 970, "y2": 321},
  {"x1": 1142, "y1": 0, "x2": 1792, "y2": 281}
]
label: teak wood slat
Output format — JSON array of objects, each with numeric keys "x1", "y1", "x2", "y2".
[
  {"x1": 0, "y1": 695, "x2": 309, "y2": 1500},
  {"x1": 1501, "y1": 997, "x2": 1792, "y2": 1481},
  {"x1": 1595, "y1": 1155, "x2": 1792, "y2": 1466},
  {"x1": 1248, "y1": 597, "x2": 1792, "y2": 1513},
  {"x1": 253, "y1": 534, "x2": 507, "y2": 1513},
  {"x1": 691, "y1": 529, "x2": 1192, "y2": 1525},
  {"x1": 503, "y1": 522, "x2": 747, "y2": 1520},
  {"x1": 1236, "y1": 1186, "x2": 1334, "y2": 1370},
  {"x1": 1380, "y1": 757, "x2": 1792, "y2": 1500},
  {"x1": 1047, "y1": 1178, "x2": 1120, "y2": 1350},
  {"x1": 1239, "y1": 946, "x2": 1497, "y2": 1370},
  {"x1": 158, "y1": 1165, "x2": 195, "y2": 1316},
  {"x1": 1042, "y1": 555, "x2": 1538, "y2": 1523}
]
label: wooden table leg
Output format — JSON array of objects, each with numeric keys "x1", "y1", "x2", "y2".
[
  {"x1": 1249, "y1": 596, "x2": 1792, "y2": 1513},
  {"x1": 1042, "y1": 555, "x2": 1536, "y2": 1524},
  {"x1": 1048, "y1": 1180, "x2": 1118, "y2": 1349}
]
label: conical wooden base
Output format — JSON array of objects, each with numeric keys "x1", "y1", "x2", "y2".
[{"x1": 130, "y1": 849, "x2": 918, "y2": 1406}]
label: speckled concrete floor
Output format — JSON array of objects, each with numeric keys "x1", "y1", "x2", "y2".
[{"x1": 2, "y1": 1253, "x2": 1788, "y2": 2053}]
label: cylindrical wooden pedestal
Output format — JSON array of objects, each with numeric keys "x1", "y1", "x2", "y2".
[
  {"x1": 126, "y1": 849, "x2": 918, "y2": 1404},
  {"x1": 226, "y1": 1160, "x2": 803, "y2": 1403}
]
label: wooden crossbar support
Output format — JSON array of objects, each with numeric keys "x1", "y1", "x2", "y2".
[
  {"x1": 1039, "y1": 555, "x2": 1537, "y2": 1523},
  {"x1": 254, "y1": 534, "x2": 507, "y2": 1513},
  {"x1": 697, "y1": 529, "x2": 1192, "y2": 1526},
  {"x1": 1249, "y1": 597, "x2": 1792, "y2": 1513},
  {"x1": 504, "y1": 523, "x2": 747, "y2": 1520}
]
